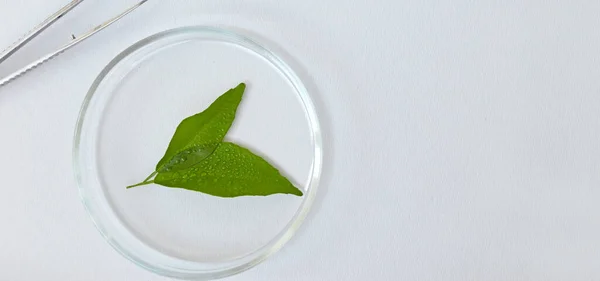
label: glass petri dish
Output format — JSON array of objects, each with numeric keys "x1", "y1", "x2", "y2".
[{"x1": 73, "y1": 26, "x2": 322, "y2": 280}]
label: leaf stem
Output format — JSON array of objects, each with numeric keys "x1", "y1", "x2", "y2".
[
  {"x1": 143, "y1": 171, "x2": 158, "y2": 182},
  {"x1": 126, "y1": 180, "x2": 155, "y2": 189}
]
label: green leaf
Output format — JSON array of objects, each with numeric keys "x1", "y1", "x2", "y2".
[
  {"x1": 153, "y1": 142, "x2": 303, "y2": 197},
  {"x1": 126, "y1": 82, "x2": 303, "y2": 198},
  {"x1": 156, "y1": 83, "x2": 245, "y2": 173}
]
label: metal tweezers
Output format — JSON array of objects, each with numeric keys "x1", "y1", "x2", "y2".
[{"x1": 0, "y1": 0, "x2": 148, "y2": 87}]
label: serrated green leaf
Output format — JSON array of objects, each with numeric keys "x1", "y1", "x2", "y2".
[
  {"x1": 156, "y1": 83, "x2": 245, "y2": 173},
  {"x1": 154, "y1": 142, "x2": 303, "y2": 197}
]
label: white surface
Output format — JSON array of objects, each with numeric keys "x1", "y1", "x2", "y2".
[{"x1": 1, "y1": 0, "x2": 600, "y2": 280}]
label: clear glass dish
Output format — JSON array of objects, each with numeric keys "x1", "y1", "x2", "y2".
[{"x1": 73, "y1": 26, "x2": 322, "y2": 280}]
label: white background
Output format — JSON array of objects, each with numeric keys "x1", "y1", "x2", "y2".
[{"x1": 1, "y1": 0, "x2": 600, "y2": 280}]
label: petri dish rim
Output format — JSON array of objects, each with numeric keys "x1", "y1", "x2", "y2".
[{"x1": 73, "y1": 26, "x2": 322, "y2": 280}]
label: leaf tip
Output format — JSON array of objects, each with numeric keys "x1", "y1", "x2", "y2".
[
  {"x1": 290, "y1": 187, "x2": 304, "y2": 196},
  {"x1": 235, "y1": 82, "x2": 246, "y2": 94}
]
